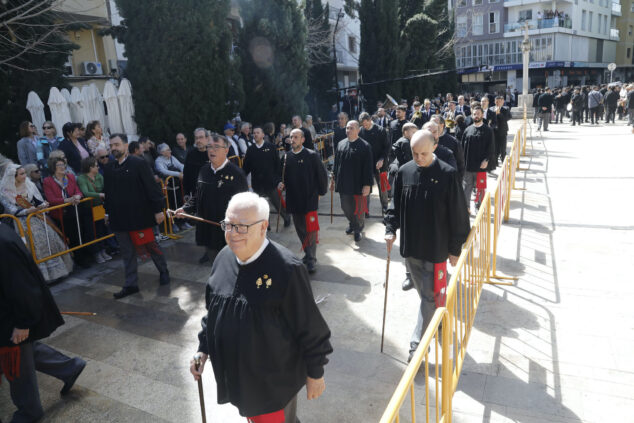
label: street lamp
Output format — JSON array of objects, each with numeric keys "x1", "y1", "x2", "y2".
[
  {"x1": 521, "y1": 24, "x2": 532, "y2": 120},
  {"x1": 333, "y1": 9, "x2": 345, "y2": 113}
]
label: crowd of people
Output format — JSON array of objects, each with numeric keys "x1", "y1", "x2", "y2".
[{"x1": 3, "y1": 80, "x2": 633, "y2": 423}]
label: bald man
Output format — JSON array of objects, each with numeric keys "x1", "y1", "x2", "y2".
[{"x1": 385, "y1": 130, "x2": 469, "y2": 361}]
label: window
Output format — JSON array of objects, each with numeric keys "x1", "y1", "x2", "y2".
[
  {"x1": 457, "y1": 0, "x2": 467, "y2": 7},
  {"x1": 628, "y1": 48, "x2": 631, "y2": 58},
  {"x1": 473, "y1": 14, "x2": 484, "y2": 35},
  {"x1": 603, "y1": 16, "x2": 608, "y2": 35},
  {"x1": 519, "y1": 10, "x2": 532, "y2": 21},
  {"x1": 631, "y1": 3, "x2": 634, "y2": 12},
  {"x1": 582, "y1": 10, "x2": 587, "y2": 30},
  {"x1": 589, "y1": 11, "x2": 593, "y2": 31},
  {"x1": 474, "y1": 0, "x2": 482, "y2": 5},
  {"x1": 629, "y1": 25, "x2": 633, "y2": 36},
  {"x1": 457, "y1": 15, "x2": 467, "y2": 37},
  {"x1": 348, "y1": 36, "x2": 357, "y2": 53},
  {"x1": 489, "y1": 11, "x2": 499, "y2": 33},
  {"x1": 597, "y1": 14, "x2": 602, "y2": 33}
]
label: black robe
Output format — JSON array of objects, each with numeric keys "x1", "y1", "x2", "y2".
[
  {"x1": 385, "y1": 159, "x2": 470, "y2": 262},
  {"x1": 462, "y1": 123, "x2": 495, "y2": 173},
  {"x1": 0, "y1": 224, "x2": 64, "y2": 347},
  {"x1": 197, "y1": 241, "x2": 332, "y2": 417},
  {"x1": 284, "y1": 148, "x2": 328, "y2": 214},
  {"x1": 183, "y1": 149, "x2": 209, "y2": 196},
  {"x1": 359, "y1": 124, "x2": 390, "y2": 171},
  {"x1": 242, "y1": 141, "x2": 282, "y2": 194},
  {"x1": 103, "y1": 156, "x2": 165, "y2": 231},
  {"x1": 439, "y1": 131, "x2": 466, "y2": 179},
  {"x1": 333, "y1": 138, "x2": 374, "y2": 195},
  {"x1": 392, "y1": 137, "x2": 456, "y2": 172},
  {"x1": 185, "y1": 162, "x2": 248, "y2": 250}
]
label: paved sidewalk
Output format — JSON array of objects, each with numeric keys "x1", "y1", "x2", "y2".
[{"x1": 1, "y1": 119, "x2": 632, "y2": 422}]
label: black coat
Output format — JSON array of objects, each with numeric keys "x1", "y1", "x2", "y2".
[
  {"x1": 605, "y1": 90, "x2": 619, "y2": 108},
  {"x1": 462, "y1": 124, "x2": 495, "y2": 172},
  {"x1": 333, "y1": 138, "x2": 374, "y2": 195},
  {"x1": 493, "y1": 106, "x2": 512, "y2": 133},
  {"x1": 0, "y1": 224, "x2": 64, "y2": 347},
  {"x1": 538, "y1": 93, "x2": 554, "y2": 110},
  {"x1": 359, "y1": 124, "x2": 390, "y2": 170},
  {"x1": 183, "y1": 149, "x2": 209, "y2": 195},
  {"x1": 59, "y1": 138, "x2": 91, "y2": 174},
  {"x1": 103, "y1": 155, "x2": 166, "y2": 231},
  {"x1": 439, "y1": 131, "x2": 466, "y2": 179},
  {"x1": 298, "y1": 127, "x2": 314, "y2": 151},
  {"x1": 389, "y1": 118, "x2": 407, "y2": 145},
  {"x1": 284, "y1": 148, "x2": 328, "y2": 214},
  {"x1": 333, "y1": 126, "x2": 347, "y2": 145},
  {"x1": 242, "y1": 141, "x2": 282, "y2": 193}
]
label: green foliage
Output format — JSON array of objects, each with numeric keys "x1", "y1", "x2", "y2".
[
  {"x1": 237, "y1": 0, "x2": 308, "y2": 124},
  {"x1": 305, "y1": 0, "x2": 335, "y2": 119},
  {"x1": 114, "y1": 0, "x2": 235, "y2": 141},
  {"x1": 0, "y1": 0, "x2": 76, "y2": 160},
  {"x1": 358, "y1": 0, "x2": 401, "y2": 107}
]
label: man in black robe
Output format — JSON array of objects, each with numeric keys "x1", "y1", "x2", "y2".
[
  {"x1": 430, "y1": 115, "x2": 466, "y2": 180},
  {"x1": 280, "y1": 129, "x2": 329, "y2": 274},
  {"x1": 104, "y1": 134, "x2": 170, "y2": 299},
  {"x1": 389, "y1": 105, "x2": 408, "y2": 145},
  {"x1": 359, "y1": 112, "x2": 391, "y2": 214},
  {"x1": 242, "y1": 126, "x2": 289, "y2": 228},
  {"x1": 332, "y1": 120, "x2": 374, "y2": 242},
  {"x1": 385, "y1": 130, "x2": 469, "y2": 361},
  {"x1": 492, "y1": 95, "x2": 512, "y2": 165},
  {"x1": 0, "y1": 223, "x2": 86, "y2": 422},
  {"x1": 292, "y1": 115, "x2": 314, "y2": 151},
  {"x1": 422, "y1": 121, "x2": 458, "y2": 171},
  {"x1": 183, "y1": 128, "x2": 210, "y2": 198},
  {"x1": 461, "y1": 106, "x2": 494, "y2": 213},
  {"x1": 333, "y1": 112, "x2": 348, "y2": 146},
  {"x1": 190, "y1": 192, "x2": 332, "y2": 422},
  {"x1": 176, "y1": 133, "x2": 248, "y2": 264}
]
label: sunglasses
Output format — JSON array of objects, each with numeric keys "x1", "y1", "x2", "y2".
[
  {"x1": 43, "y1": 126, "x2": 52, "y2": 129},
  {"x1": 98, "y1": 156, "x2": 108, "y2": 159}
]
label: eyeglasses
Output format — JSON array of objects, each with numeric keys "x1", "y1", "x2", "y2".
[
  {"x1": 98, "y1": 156, "x2": 108, "y2": 159},
  {"x1": 206, "y1": 145, "x2": 228, "y2": 150},
  {"x1": 43, "y1": 126, "x2": 52, "y2": 130},
  {"x1": 29, "y1": 124, "x2": 36, "y2": 128},
  {"x1": 220, "y1": 219, "x2": 264, "y2": 234},
  {"x1": 33, "y1": 170, "x2": 40, "y2": 173}
]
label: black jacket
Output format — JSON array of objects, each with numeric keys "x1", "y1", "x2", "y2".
[
  {"x1": 532, "y1": 92, "x2": 541, "y2": 107},
  {"x1": 103, "y1": 155, "x2": 166, "y2": 231},
  {"x1": 0, "y1": 224, "x2": 64, "y2": 347},
  {"x1": 359, "y1": 124, "x2": 390, "y2": 170},
  {"x1": 183, "y1": 149, "x2": 209, "y2": 195},
  {"x1": 462, "y1": 124, "x2": 495, "y2": 172},
  {"x1": 389, "y1": 118, "x2": 407, "y2": 145},
  {"x1": 284, "y1": 148, "x2": 328, "y2": 214},
  {"x1": 538, "y1": 92, "x2": 554, "y2": 110},
  {"x1": 59, "y1": 138, "x2": 91, "y2": 174},
  {"x1": 242, "y1": 141, "x2": 282, "y2": 193},
  {"x1": 605, "y1": 90, "x2": 619, "y2": 107},
  {"x1": 439, "y1": 131, "x2": 466, "y2": 178}
]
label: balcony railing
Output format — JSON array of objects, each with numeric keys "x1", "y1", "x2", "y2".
[
  {"x1": 504, "y1": 18, "x2": 572, "y2": 33},
  {"x1": 611, "y1": 1, "x2": 621, "y2": 15},
  {"x1": 610, "y1": 28, "x2": 620, "y2": 39}
]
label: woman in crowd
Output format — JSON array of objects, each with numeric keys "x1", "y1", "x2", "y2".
[
  {"x1": 43, "y1": 156, "x2": 98, "y2": 267},
  {"x1": 41, "y1": 120, "x2": 64, "y2": 151},
  {"x1": 0, "y1": 163, "x2": 73, "y2": 281},
  {"x1": 86, "y1": 120, "x2": 109, "y2": 156},
  {"x1": 17, "y1": 121, "x2": 50, "y2": 172},
  {"x1": 77, "y1": 157, "x2": 114, "y2": 262},
  {"x1": 155, "y1": 143, "x2": 190, "y2": 232},
  {"x1": 59, "y1": 122, "x2": 91, "y2": 175},
  {"x1": 22, "y1": 163, "x2": 45, "y2": 196}
]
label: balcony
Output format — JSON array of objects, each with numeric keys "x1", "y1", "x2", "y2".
[
  {"x1": 504, "y1": 18, "x2": 572, "y2": 34},
  {"x1": 611, "y1": 1, "x2": 622, "y2": 16},
  {"x1": 610, "y1": 28, "x2": 620, "y2": 40}
]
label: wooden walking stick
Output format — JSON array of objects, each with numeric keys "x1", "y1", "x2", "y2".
[
  {"x1": 167, "y1": 210, "x2": 221, "y2": 227},
  {"x1": 380, "y1": 241, "x2": 393, "y2": 353},
  {"x1": 61, "y1": 312, "x2": 97, "y2": 316},
  {"x1": 276, "y1": 153, "x2": 287, "y2": 233},
  {"x1": 330, "y1": 173, "x2": 334, "y2": 224},
  {"x1": 193, "y1": 353, "x2": 207, "y2": 423}
]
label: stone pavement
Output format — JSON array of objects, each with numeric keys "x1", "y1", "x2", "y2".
[{"x1": 1, "y1": 119, "x2": 633, "y2": 422}]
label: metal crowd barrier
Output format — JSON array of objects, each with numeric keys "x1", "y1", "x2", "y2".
[
  {"x1": 314, "y1": 132, "x2": 334, "y2": 165},
  {"x1": 25, "y1": 197, "x2": 114, "y2": 264},
  {"x1": 381, "y1": 118, "x2": 532, "y2": 421},
  {"x1": 159, "y1": 177, "x2": 183, "y2": 240},
  {"x1": 0, "y1": 213, "x2": 26, "y2": 241}
]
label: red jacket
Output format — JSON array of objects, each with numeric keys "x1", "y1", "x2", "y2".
[{"x1": 43, "y1": 173, "x2": 83, "y2": 221}]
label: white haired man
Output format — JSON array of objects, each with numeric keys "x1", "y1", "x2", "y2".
[{"x1": 190, "y1": 192, "x2": 332, "y2": 422}]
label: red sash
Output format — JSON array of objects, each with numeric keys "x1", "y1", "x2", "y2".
[
  {"x1": 129, "y1": 228, "x2": 163, "y2": 259},
  {"x1": 0, "y1": 346, "x2": 21, "y2": 384},
  {"x1": 475, "y1": 171, "x2": 487, "y2": 204},
  {"x1": 302, "y1": 211, "x2": 319, "y2": 251},
  {"x1": 434, "y1": 262, "x2": 448, "y2": 307},
  {"x1": 379, "y1": 171, "x2": 391, "y2": 192},
  {"x1": 247, "y1": 409, "x2": 285, "y2": 423},
  {"x1": 353, "y1": 195, "x2": 368, "y2": 218}
]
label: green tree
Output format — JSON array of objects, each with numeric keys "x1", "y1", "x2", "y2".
[
  {"x1": 358, "y1": 0, "x2": 401, "y2": 108},
  {"x1": 305, "y1": 0, "x2": 335, "y2": 119},
  {"x1": 237, "y1": 0, "x2": 308, "y2": 124},
  {"x1": 0, "y1": 0, "x2": 77, "y2": 160},
  {"x1": 114, "y1": 0, "x2": 236, "y2": 140}
]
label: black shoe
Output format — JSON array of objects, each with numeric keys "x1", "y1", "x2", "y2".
[
  {"x1": 402, "y1": 275, "x2": 414, "y2": 291},
  {"x1": 307, "y1": 263, "x2": 316, "y2": 274},
  {"x1": 354, "y1": 232, "x2": 361, "y2": 242},
  {"x1": 159, "y1": 272, "x2": 170, "y2": 286},
  {"x1": 283, "y1": 216, "x2": 292, "y2": 228},
  {"x1": 198, "y1": 253, "x2": 210, "y2": 264},
  {"x1": 345, "y1": 226, "x2": 353, "y2": 235},
  {"x1": 543, "y1": 129, "x2": 548, "y2": 131},
  {"x1": 365, "y1": 212, "x2": 370, "y2": 218},
  {"x1": 113, "y1": 286, "x2": 139, "y2": 299},
  {"x1": 61, "y1": 359, "x2": 86, "y2": 395},
  {"x1": 407, "y1": 342, "x2": 419, "y2": 363}
]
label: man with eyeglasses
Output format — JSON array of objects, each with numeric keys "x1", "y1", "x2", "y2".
[
  {"x1": 190, "y1": 192, "x2": 332, "y2": 423},
  {"x1": 175, "y1": 133, "x2": 248, "y2": 265},
  {"x1": 95, "y1": 146, "x2": 111, "y2": 175}
]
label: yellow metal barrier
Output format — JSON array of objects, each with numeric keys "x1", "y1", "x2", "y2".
[
  {"x1": 162, "y1": 176, "x2": 184, "y2": 240},
  {"x1": 380, "y1": 193, "x2": 492, "y2": 422},
  {"x1": 0, "y1": 214, "x2": 27, "y2": 243},
  {"x1": 25, "y1": 197, "x2": 114, "y2": 264}
]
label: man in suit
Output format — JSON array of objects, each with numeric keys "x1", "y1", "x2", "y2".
[
  {"x1": 376, "y1": 108, "x2": 390, "y2": 129},
  {"x1": 493, "y1": 95, "x2": 512, "y2": 164},
  {"x1": 456, "y1": 96, "x2": 471, "y2": 117},
  {"x1": 421, "y1": 99, "x2": 435, "y2": 124}
]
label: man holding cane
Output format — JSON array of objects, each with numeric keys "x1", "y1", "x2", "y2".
[{"x1": 385, "y1": 129, "x2": 469, "y2": 362}]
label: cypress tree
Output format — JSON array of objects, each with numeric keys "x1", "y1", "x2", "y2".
[
  {"x1": 114, "y1": 0, "x2": 235, "y2": 140},
  {"x1": 305, "y1": 0, "x2": 335, "y2": 119},
  {"x1": 238, "y1": 0, "x2": 308, "y2": 124}
]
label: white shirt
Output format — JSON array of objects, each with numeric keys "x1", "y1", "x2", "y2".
[
  {"x1": 211, "y1": 159, "x2": 229, "y2": 174},
  {"x1": 292, "y1": 146, "x2": 304, "y2": 155},
  {"x1": 236, "y1": 238, "x2": 270, "y2": 265}
]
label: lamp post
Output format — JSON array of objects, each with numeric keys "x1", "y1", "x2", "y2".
[
  {"x1": 333, "y1": 9, "x2": 345, "y2": 113},
  {"x1": 521, "y1": 24, "x2": 532, "y2": 120}
]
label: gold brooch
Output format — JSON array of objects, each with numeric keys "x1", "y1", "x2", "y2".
[{"x1": 256, "y1": 274, "x2": 273, "y2": 289}]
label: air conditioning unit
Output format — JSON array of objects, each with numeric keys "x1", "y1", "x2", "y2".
[{"x1": 81, "y1": 61, "x2": 103, "y2": 76}]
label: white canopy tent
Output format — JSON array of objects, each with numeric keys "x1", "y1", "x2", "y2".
[
  {"x1": 26, "y1": 91, "x2": 46, "y2": 135},
  {"x1": 80, "y1": 86, "x2": 94, "y2": 125},
  {"x1": 103, "y1": 81, "x2": 124, "y2": 134},
  {"x1": 90, "y1": 83, "x2": 107, "y2": 130},
  {"x1": 117, "y1": 79, "x2": 137, "y2": 137},
  {"x1": 47, "y1": 87, "x2": 72, "y2": 133},
  {"x1": 69, "y1": 87, "x2": 85, "y2": 124}
]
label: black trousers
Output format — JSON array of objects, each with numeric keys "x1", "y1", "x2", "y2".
[
  {"x1": 256, "y1": 188, "x2": 287, "y2": 223},
  {"x1": 495, "y1": 130, "x2": 508, "y2": 162},
  {"x1": 7, "y1": 342, "x2": 86, "y2": 423},
  {"x1": 572, "y1": 109, "x2": 583, "y2": 125},
  {"x1": 115, "y1": 231, "x2": 168, "y2": 288},
  {"x1": 367, "y1": 168, "x2": 389, "y2": 212},
  {"x1": 605, "y1": 106, "x2": 616, "y2": 123},
  {"x1": 340, "y1": 194, "x2": 365, "y2": 234},
  {"x1": 590, "y1": 106, "x2": 600, "y2": 124},
  {"x1": 292, "y1": 213, "x2": 317, "y2": 266}
]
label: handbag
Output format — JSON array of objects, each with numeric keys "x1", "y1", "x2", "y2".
[{"x1": 92, "y1": 204, "x2": 106, "y2": 221}]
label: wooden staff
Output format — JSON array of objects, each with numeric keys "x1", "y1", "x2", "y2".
[
  {"x1": 330, "y1": 173, "x2": 334, "y2": 224},
  {"x1": 380, "y1": 242, "x2": 392, "y2": 353},
  {"x1": 276, "y1": 153, "x2": 287, "y2": 233},
  {"x1": 61, "y1": 312, "x2": 96, "y2": 316},
  {"x1": 193, "y1": 353, "x2": 207, "y2": 423},
  {"x1": 167, "y1": 210, "x2": 221, "y2": 227}
]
